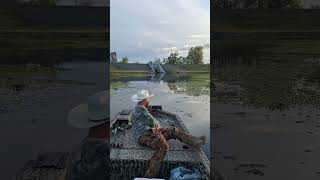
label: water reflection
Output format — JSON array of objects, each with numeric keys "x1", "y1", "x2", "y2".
[
  {"x1": 213, "y1": 36, "x2": 320, "y2": 180},
  {"x1": 0, "y1": 62, "x2": 107, "y2": 180},
  {"x1": 214, "y1": 40, "x2": 320, "y2": 110}
]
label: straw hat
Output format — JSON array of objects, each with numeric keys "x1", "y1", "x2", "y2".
[
  {"x1": 67, "y1": 90, "x2": 109, "y2": 128},
  {"x1": 131, "y1": 90, "x2": 154, "y2": 102}
]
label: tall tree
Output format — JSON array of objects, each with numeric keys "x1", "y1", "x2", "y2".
[
  {"x1": 163, "y1": 51, "x2": 180, "y2": 64},
  {"x1": 120, "y1": 56, "x2": 128, "y2": 64},
  {"x1": 187, "y1": 46, "x2": 204, "y2": 64}
]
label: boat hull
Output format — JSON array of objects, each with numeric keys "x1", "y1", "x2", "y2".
[{"x1": 110, "y1": 108, "x2": 210, "y2": 179}]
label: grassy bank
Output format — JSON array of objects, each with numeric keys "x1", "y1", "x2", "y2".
[
  {"x1": 164, "y1": 64, "x2": 210, "y2": 73},
  {"x1": 110, "y1": 63, "x2": 210, "y2": 83},
  {"x1": 110, "y1": 64, "x2": 151, "y2": 81},
  {"x1": 110, "y1": 63, "x2": 210, "y2": 77},
  {"x1": 0, "y1": 7, "x2": 107, "y2": 64},
  {"x1": 0, "y1": 65, "x2": 61, "y2": 78}
]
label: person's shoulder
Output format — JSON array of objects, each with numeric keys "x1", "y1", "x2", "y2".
[{"x1": 133, "y1": 105, "x2": 148, "y2": 112}]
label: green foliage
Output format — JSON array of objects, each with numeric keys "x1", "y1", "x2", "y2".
[
  {"x1": 163, "y1": 51, "x2": 180, "y2": 64},
  {"x1": 186, "y1": 46, "x2": 204, "y2": 64},
  {"x1": 120, "y1": 56, "x2": 128, "y2": 64},
  {"x1": 166, "y1": 73, "x2": 210, "y2": 96},
  {"x1": 162, "y1": 46, "x2": 204, "y2": 65}
]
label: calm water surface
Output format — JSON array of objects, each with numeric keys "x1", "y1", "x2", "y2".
[
  {"x1": 214, "y1": 33, "x2": 320, "y2": 180},
  {"x1": 0, "y1": 62, "x2": 107, "y2": 180}
]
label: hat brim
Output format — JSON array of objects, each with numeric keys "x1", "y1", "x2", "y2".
[
  {"x1": 67, "y1": 103, "x2": 108, "y2": 128},
  {"x1": 131, "y1": 94, "x2": 154, "y2": 102}
]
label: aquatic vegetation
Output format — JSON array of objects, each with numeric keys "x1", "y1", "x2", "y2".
[
  {"x1": 166, "y1": 73, "x2": 210, "y2": 97},
  {"x1": 290, "y1": 78, "x2": 320, "y2": 108},
  {"x1": 110, "y1": 81, "x2": 130, "y2": 90},
  {"x1": 213, "y1": 38, "x2": 320, "y2": 110}
]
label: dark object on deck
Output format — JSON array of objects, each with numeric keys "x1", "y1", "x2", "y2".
[
  {"x1": 15, "y1": 152, "x2": 69, "y2": 180},
  {"x1": 110, "y1": 107, "x2": 211, "y2": 179},
  {"x1": 150, "y1": 105, "x2": 163, "y2": 111}
]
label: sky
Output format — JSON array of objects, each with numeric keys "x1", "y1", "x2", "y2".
[{"x1": 110, "y1": 0, "x2": 210, "y2": 64}]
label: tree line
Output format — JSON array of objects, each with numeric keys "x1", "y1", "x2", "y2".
[
  {"x1": 117, "y1": 46, "x2": 205, "y2": 65},
  {"x1": 158, "y1": 46, "x2": 204, "y2": 65},
  {"x1": 213, "y1": 0, "x2": 302, "y2": 8}
]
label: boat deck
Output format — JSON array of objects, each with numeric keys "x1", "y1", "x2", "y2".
[{"x1": 110, "y1": 109, "x2": 210, "y2": 179}]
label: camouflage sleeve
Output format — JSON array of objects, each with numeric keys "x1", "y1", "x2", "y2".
[{"x1": 143, "y1": 109, "x2": 158, "y2": 127}]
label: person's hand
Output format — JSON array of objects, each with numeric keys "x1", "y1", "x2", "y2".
[
  {"x1": 155, "y1": 122, "x2": 160, "y2": 130},
  {"x1": 151, "y1": 122, "x2": 160, "y2": 133}
]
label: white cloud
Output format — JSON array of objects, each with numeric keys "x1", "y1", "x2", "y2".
[
  {"x1": 159, "y1": 47, "x2": 178, "y2": 53},
  {"x1": 159, "y1": 20, "x2": 170, "y2": 24},
  {"x1": 143, "y1": 32, "x2": 153, "y2": 37},
  {"x1": 137, "y1": 42, "x2": 143, "y2": 47},
  {"x1": 187, "y1": 34, "x2": 210, "y2": 39},
  {"x1": 158, "y1": 43, "x2": 210, "y2": 58},
  {"x1": 111, "y1": 0, "x2": 210, "y2": 63}
]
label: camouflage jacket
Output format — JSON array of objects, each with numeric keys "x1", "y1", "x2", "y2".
[
  {"x1": 67, "y1": 137, "x2": 110, "y2": 180},
  {"x1": 129, "y1": 105, "x2": 159, "y2": 138}
]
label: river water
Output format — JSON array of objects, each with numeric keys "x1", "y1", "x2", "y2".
[
  {"x1": 0, "y1": 62, "x2": 210, "y2": 180},
  {"x1": 0, "y1": 62, "x2": 108, "y2": 180},
  {"x1": 213, "y1": 33, "x2": 320, "y2": 180},
  {"x1": 110, "y1": 74, "x2": 210, "y2": 157}
]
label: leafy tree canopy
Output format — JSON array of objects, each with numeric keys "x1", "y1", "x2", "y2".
[
  {"x1": 120, "y1": 56, "x2": 128, "y2": 64},
  {"x1": 163, "y1": 51, "x2": 181, "y2": 65},
  {"x1": 187, "y1": 46, "x2": 204, "y2": 64},
  {"x1": 162, "y1": 46, "x2": 204, "y2": 65}
]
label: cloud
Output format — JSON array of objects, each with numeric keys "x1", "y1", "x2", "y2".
[
  {"x1": 159, "y1": 43, "x2": 210, "y2": 56},
  {"x1": 159, "y1": 20, "x2": 170, "y2": 24},
  {"x1": 160, "y1": 47, "x2": 178, "y2": 52},
  {"x1": 187, "y1": 34, "x2": 210, "y2": 39},
  {"x1": 143, "y1": 32, "x2": 153, "y2": 37},
  {"x1": 137, "y1": 42, "x2": 143, "y2": 47},
  {"x1": 111, "y1": 0, "x2": 210, "y2": 63},
  {"x1": 203, "y1": 43, "x2": 210, "y2": 49}
]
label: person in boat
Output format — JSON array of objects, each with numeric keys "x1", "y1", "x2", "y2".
[
  {"x1": 129, "y1": 89, "x2": 207, "y2": 178},
  {"x1": 66, "y1": 91, "x2": 110, "y2": 180}
]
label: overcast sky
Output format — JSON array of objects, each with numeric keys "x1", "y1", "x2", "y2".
[{"x1": 111, "y1": 0, "x2": 210, "y2": 64}]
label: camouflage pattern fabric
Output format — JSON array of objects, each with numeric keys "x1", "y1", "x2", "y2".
[
  {"x1": 129, "y1": 105, "x2": 159, "y2": 138},
  {"x1": 67, "y1": 137, "x2": 110, "y2": 180},
  {"x1": 138, "y1": 127, "x2": 195, "y2": 178}
]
